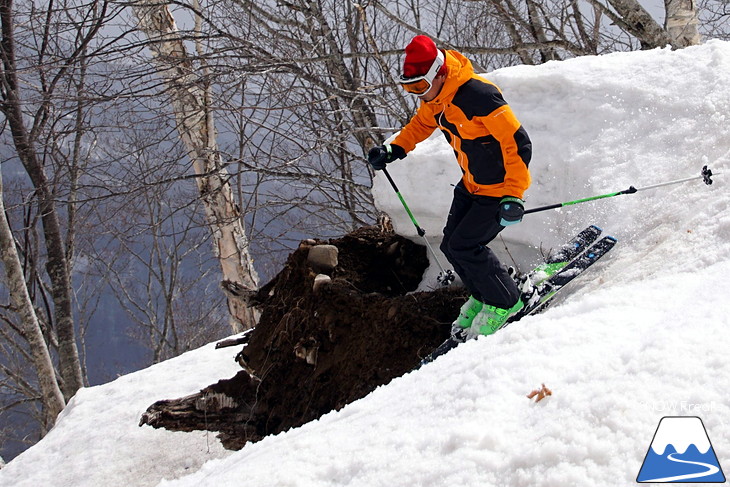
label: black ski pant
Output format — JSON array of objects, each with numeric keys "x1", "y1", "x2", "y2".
[{"x1": 440, "y1": 182, "x2": 520, "y2": 309}]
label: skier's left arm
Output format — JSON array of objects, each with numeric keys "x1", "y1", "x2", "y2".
[{"x1": 474, "y1": 93, "x2": 532, "y2": 226}]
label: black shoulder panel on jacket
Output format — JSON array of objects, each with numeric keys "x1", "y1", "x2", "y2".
[
  {"x1": 515, "y1": 126, "x2": 532, "y2": 167},
  {"x1": 452, "y1": 78, "x2": 508, "y2": 120}
]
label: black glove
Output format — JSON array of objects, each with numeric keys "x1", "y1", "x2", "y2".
[
  {"x1": 498, "y1": 197, "x2": 524, "y2": 226},
  {"x1": 367, "y1": 144, "x2": 406, "y2": 171}
]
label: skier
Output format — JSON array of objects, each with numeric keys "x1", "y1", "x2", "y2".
[{"x1": 368, "y1": 35, "x2": 533, "y2": 340}]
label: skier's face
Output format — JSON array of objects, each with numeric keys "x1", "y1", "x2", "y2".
[{"x1": 418, "y1": 74, "x2": 445, "y2": 102}]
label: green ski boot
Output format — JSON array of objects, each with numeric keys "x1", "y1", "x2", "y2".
[
  {"x1": 472, "y1": 299, "x2": 525, "y2": 336},
  {"x1": 453, "y1": 295, "x2": 484, "y2": 330}
]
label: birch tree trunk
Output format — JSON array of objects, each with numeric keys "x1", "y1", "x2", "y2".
[
  {"x1": 0, "y1": 0, "x2": 84, "y2": 399},
  {"x1": 526, "y1": 0, "x2": 560, "y2": 62},
  {"x1": 0, "y1": 168, "x2": 66, "y2": 429},
  {"x1": 664, "y1": 0, "x2": 701, "y2": 47},
  {"x1": 132, "y1": 1, "x2": 258, "y2": 332},
  {"x1": 605, "y1": 0, "x2": 675, "y2": 48}
]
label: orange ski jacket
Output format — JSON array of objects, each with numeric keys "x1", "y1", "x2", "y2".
[{"x1": 392, "y1": 50, "x2": 532, "y2": 199}]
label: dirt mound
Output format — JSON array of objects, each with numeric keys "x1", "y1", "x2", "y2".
[{"x1": 140, "y1": 224, "x2": 466, "y2": 449}]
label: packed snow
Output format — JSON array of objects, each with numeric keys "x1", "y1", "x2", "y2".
[{"x1": 2, "y1": 40, "x2": 729, "y2": 487}]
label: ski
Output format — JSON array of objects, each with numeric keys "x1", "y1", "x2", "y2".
[
  {"x1": 503, "y1": 235, "x2": 617, "y2": 326},
  {"x1": 418, "y1": 226, "x2": 614, "y2": 367},
  {"x1": 527, "y1": 224, "x2": 602, "y2": 284}
]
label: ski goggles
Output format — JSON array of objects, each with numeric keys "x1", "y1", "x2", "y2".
[{"x1": 398, "y1": 50, "x2": 445, "y2": 96}]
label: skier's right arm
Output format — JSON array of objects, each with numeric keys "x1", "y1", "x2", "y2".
[
  {"x1": 391, "y1": 105, "x2": 438, "y2": 153},
  {"x1": 368, "y1": 104, "x2": 436, "y2": 171}
]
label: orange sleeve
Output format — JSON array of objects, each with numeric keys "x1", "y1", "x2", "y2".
[{"x1": 391, "y1": 104, "x2": 438, "y2": 153}]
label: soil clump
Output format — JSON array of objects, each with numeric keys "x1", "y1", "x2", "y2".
[{"x1": 140, "y1": 224, "x2": 465, "y2": 449}]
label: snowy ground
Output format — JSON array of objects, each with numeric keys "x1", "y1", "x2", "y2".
[{"x1": 2, "y1": 40, "x2": 729, "y2": 487}]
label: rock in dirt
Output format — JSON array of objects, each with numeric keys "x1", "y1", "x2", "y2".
[
  {"x1": 312, "y1": 274, "x2": 331, "y2": 292},
  {"x1": 307, "y1": 244, "x2": 339, "y2": 273},
  {"x1": 140, "y1": 225, "x2": 466, "y2": 450}
]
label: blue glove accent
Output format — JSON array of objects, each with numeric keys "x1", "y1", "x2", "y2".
[{"x1": 499, "y1": 197, "x2": 525, "y2": 226}]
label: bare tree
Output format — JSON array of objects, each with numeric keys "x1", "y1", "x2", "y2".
[
  {"x1": 0, "y1": 0, "x2": 173, "y2": 458},
  {"x1": 86, "y1": 137, "x2": 230, "y2": 363},
  {"x1": 0, "y1": 0, "x2": 86, "y2": 400},
  {"x1": 697, "y1": 0, "x2": 730, "y2": 40},
  {"x1": 132, "y1": 0, "x2": 259, "y2": 332},
  {"x1": 601, "y1": 0, "x2": 675, "y2": 47},
  {"x1": 146, "y1": 0, "x2": 392, "y2": 246},
  {"x1": 378, "y1": 0, "x2": 708, "y2": 69},
  {"x1": 0, "y1": 168, "x2": 65, "y2": 430}
]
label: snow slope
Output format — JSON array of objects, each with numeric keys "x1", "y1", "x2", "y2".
[
  {"x1": 2, "y1": 40, "x2": 729, "y2": 487},
  {"x1": 0, "y1": 341, "x2": 242, "y2": 486}
]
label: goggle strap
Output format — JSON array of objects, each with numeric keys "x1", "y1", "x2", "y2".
[{"x1": 400, "y1": 49, "x2": 445, "y2": 85}]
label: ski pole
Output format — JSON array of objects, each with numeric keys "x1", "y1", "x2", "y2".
[
  {"x1": 381, "y1": 167, "x2": 455, "y2": 285},
  {"x1": 525, "y1": 165, "x2": 716, "y2": 215}
]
